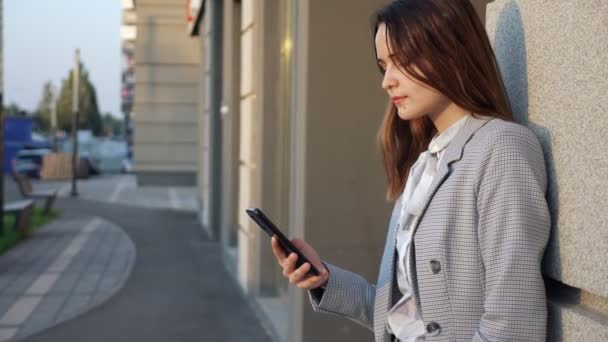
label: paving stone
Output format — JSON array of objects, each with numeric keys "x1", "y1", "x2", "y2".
[{"x1": 0, "y1": 213, "x2": 135, "y2": 341}]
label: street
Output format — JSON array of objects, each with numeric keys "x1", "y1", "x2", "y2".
[{"x1": 2, "y1": 175, "x2": 272, "y2": 341}]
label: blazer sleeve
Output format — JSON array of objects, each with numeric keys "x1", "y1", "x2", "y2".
[
  {"x1": 307, "y1": 262, "x2": 376, "y2": 331},
  {"x1": 473, "y1": 125, "x2": 551, "y2": 341}
]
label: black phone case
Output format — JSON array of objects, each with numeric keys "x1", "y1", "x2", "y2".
[{"x1": 245, "y1": 208, "x2": 321, "y2": 276}]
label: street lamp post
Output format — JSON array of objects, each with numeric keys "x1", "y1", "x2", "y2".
[
  {"x1": 50, "y1": 85, "x2": 57, "y2": 152},
  {"x1": 70, "y1": 49, "x2": 80, "y2": 197},
  {"x1": 0, "y1": 91, "x2": 4, "y2": 235},
  {"x1": 1, "y1": 0, "x2": 5, "y2": 234}
]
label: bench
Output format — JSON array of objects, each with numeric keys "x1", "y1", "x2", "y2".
[
  {"x1": 3, "y1": 200, "x2": 35, "y2": 238},
  {"x1": 12, "y1": 171, "x2": 58, "y2": 215}
]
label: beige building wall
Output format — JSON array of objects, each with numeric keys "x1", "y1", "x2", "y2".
[
  {"x1": 196, "y1": 14, "x2": 207, "y2": 237},
  {"x1": 191, "y1": 1, "x2": 608, "y2": 341},
  {"x1": 219, "y1": 0, "x2": 242, "y2": 263},
  {"x1": 485, "y1": 1, "x2": 608, "y2": 340},
  {"x1": 133, "y1": 0, "x2": 201, "y2": 186},
  {"x1": 236, "y1": 0, "x2": 285, "y2": 294},
  {"x1": 287, "y1": 1, "x2": 393, "y2": 341},
  {"x1": 199, "y1": 4, "x2": 213, "y2": 237},
  {"x1": 237, "y1": 0, "x2": 258, "y2": 292}
]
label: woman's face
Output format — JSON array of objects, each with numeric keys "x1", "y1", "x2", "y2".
[{"x1": 375, "y1": 23, "x2": 451, "y2": 122}]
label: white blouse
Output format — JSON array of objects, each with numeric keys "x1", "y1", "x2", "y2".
[{"x1": 387, "y1": 114, "x2": 470, "y2": 342}]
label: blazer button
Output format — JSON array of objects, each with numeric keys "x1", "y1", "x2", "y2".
[
  {"x1": 429, "y1": 259, "x2": 441, "y2": 274},
  {"x1": 426, "y1": 321, "x2": 441, "y2": 336}
]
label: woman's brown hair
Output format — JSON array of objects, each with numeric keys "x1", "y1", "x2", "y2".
[{"x1": 373, "y1": 0, "x2": 513, "y2": 201}]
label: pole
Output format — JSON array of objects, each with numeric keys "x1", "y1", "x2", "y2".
[
  {"x1": 50, "y1": 85, "x2": 57, "y2": 152},
  {"x1": 1, "y1": 0, "x2": 5, "y2": 234},
  {"x1": 0, "y1": 91, "x2": 4, "y2": 235},
  {"x1": 70, "y1": 49, "x2": 80, "y2": 197}
]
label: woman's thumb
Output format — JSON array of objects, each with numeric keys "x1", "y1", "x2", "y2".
[{"x1": 291, "y1": 238, "x2": 306, "y2": 249}]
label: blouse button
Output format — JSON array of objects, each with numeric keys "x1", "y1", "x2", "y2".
[
  {"x1": 429, "y1": 259, "x2": 441, "y2": 274},
  {"x1": 426, "y1": 321, "x2": 441, "y2": 336}
]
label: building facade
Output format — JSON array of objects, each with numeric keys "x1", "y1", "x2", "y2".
[
  {"x1": 121, "y1": 0, "x2": 136, "y2": 166},
  {"x1": 130, "y1": 0, "x2": 201, "y2": 186},
  {"x1": 186, "y1": 1, "x2": 607, "y2": 341}
]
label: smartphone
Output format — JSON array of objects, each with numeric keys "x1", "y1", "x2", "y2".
[{"x1": 245, "y1": 208, "x2": 320, "y2": 276}]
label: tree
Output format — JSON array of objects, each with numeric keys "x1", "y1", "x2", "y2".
[
  {"x1": 55, "y1": 61, "x2": 103, "y2": 135},
  {"x1": 34, "y1": 81, "x2": 54, "y2": 132},
  {"x1": 4, "y1": 102, "x2": 29, "y2": 117},
  {"x1": 101, "y1": 113, "x2": 124, "y2": 137}
]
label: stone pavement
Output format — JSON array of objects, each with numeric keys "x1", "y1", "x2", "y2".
[
  {"x1": 0, "y1": 217, "x2": 134, "y2": 341},
  {"x1": 32, "y1": 174, "x2": 198, "y2": 212},
  {"x1": 1, "y1": 176, "x2": 273, "y2": 341}
]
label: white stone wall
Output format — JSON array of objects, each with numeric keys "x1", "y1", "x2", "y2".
[{"x1": 486, "y1": 1, "x2": 608, "y2": 340}]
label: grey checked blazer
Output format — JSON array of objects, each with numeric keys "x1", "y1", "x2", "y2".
[{"x1": 309, "y1": 115, "x2": 551, "y2": 341}]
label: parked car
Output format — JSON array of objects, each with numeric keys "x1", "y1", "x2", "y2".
[
  {"x1": 59, "y1": 138, "x2": 101, "y2": 176},
  {"x1": 89, "y1": 139, "x2": 130, "y2": 173},
  {"x1": 12, "y1": 147, "x2": 52, "y2": 178}
]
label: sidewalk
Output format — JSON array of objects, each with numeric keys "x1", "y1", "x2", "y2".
[
  {"x1": 0, "y1": 217, "x2": 134, "y2": 341},
  {"x1": 1, "y1": 176, "x2": 273, "y2": 341},
  {"x1": 32, "y1": 174, "x2": 198, "y2": 212}
]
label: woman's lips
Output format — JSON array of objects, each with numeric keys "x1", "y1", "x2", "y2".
[{"x1": 392, "y1": 96, "x2": 408, "y2": 105}]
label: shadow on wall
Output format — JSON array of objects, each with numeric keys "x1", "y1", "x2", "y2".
[{"x1": 492, "y1": 2, "x2": 564, "y2": 340}]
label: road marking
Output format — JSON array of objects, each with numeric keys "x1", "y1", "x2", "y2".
[
  {"x1": 47, "y1": 257, "x2": 71, "y2": 273},
  {"x1": 58, "y1": 183, "x2": 70, "y2": 197},
  {"x1": 110, "y1": 176, "x2": 129, "y2": 203},
  {"x1": 0, "y1": 328, "x2": 17, "y2": 341},
  {"x1": 26, "y1": 274, "x2": 60, "y2": 296},
  {"x1": 169, "y1": 188, "x2": 181, "y2": 210},
  {"x1": 0, "y1": 297, "x2": 42, "y2": 326}
]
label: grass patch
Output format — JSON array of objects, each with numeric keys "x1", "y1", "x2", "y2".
[{"x1": 1, "y1": 207, "x2": 60, "y2": 254}]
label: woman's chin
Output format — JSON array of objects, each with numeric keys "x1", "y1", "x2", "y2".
[
  {"x1": 397, "y1": 107, "x2": 425, "y2": 121},
  {"x1": 396, "y1": 108, "x2": 414, "y2": 121}
]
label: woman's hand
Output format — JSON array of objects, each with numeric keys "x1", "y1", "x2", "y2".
[{"x1": 271, "y1": 237, "x2": 329, "y2": 290}]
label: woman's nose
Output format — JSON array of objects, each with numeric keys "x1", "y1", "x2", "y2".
[{"x1": 382, "y1": 70, "x2": 397, "y2": 91}]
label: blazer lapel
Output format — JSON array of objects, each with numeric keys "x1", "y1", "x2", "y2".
[
  {"x1": 409, "y1": 114, "x2": 493, "y2": 237},
  {"x1": 374, "y1": 114, "x2": 493, "y2": 341},
  {"x1": 374, "y1": 194, "x2": 404, "y2": 342}
]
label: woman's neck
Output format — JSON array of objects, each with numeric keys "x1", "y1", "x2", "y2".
[{"x1": 427, "y1": 104, "x2": 471, "y2": 134}]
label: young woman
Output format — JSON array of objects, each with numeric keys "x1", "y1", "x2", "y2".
[{"x1": 271, "y1": 1, "x2": 551, "y2": 341}]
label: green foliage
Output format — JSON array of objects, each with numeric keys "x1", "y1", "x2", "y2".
[
  {"x1": 0, "y1": 208, "x2": 59, "y2": 254},
  {"x1": 101, "y1": 113, "x2": 124, "y2": 136},
  {"x1": 3, "y1": 102, "x2": 30, "y2": 117},
  {"x1": 55, "y1": 61, "x2": 103, "y2": 135},
  {"x1": 34, "y1": 81, "x2": 55, "y2": 132}
]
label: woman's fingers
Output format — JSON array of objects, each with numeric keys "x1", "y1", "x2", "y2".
[
  {"x1": 294, "y1": 266, "x2": 328, "y2": 289},
  {"x1": 270, "y1": 237, "x2": 286, "y2": 262},
  {"x1": 272, "y1": 237, "x2": 328, "y2": 290},
  {"x1": 282, "y1": 253, "x2": 298, "y2": 276},
  {"x1": 289, "y1": 262, "x2": 311, "y2": 284},
  {"x1": 291, "y1": 238, "x2": 306, "y2": 249},
  {"x1": 296, "y1": 275, "x2": 324, "y2": 289}
]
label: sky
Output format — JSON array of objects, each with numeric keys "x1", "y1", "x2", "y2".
[{"x1": 4, "y1": 0, "x2": 122, "y2": 118}]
